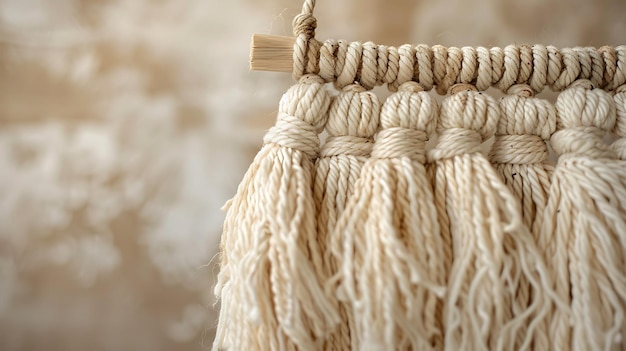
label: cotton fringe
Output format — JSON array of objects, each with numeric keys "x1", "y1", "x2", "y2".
[
  {"x1": 540, "y1": 80, "x2": 626, "y2": 351},
  {"x1": 428, "y1": 84, "x2": 556, "y2": 351},
  {"x1": 334, "y1": 81, "x2": 446, "y2": 350},
  {"x1": 488, "y1": 84, "x2": 558, "y2": 348},
  {"x1": 213, "y1": 75, "x2": 340, "y2": 351},
  {"x1": 490, "y1": 84, "x2": 557, "y2": 234},
  {"x1": 313, "y1": 83, "x2": 381, "y2": 350}
]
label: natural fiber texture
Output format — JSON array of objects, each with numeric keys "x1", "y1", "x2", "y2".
[
  {"x1": 299, "y1": 41, "x2": 626, "y2": 93},
  {"x1": 428, "y1": 85, "x2": 556, "y2": 351},
  {"x1": 333, "y1": 81, "x2": 446, "y2": 350},
  {"x1": 613, "y1": 85, "x2": 626, "y2": 160},
  {"x1": 540, "y1": 80, "x2": 626, "y2": 351},
  {"x1": 490, "y1": 84, "x2": 556, "y2": 236},
  {"x1": 213, "y1": 75, "x2": 339, "y2": 351},
  {"x1": 286, "y1": 0, "x2": 626, "y2": 92},
  {"x1": 286, "y1": 0, "x2": 626, "y2": 93},
  {"x1": 488, "y1": 84, "x2": 557, "y2": 349},
  {"x1": 313, "y1": 83, "x2": 381, "y2": 350}
]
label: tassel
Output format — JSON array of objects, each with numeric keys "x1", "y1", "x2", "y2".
[
  {"x1": 313, "y1": 83, "x2": 381, "y2": 350},
  {"x1": 213, "y1": 75, "x2": 340, "y2": 351},
  {"x1": 490, "y1": 84, "x2": 557, "y2": 233},
  {"x1": 541, "y1": 80, "x2": 626, "y2": 351},
  {"x1": 488, "y1": 84, "x2": 558, "y2": 349},
  {"x1": 334, "y1": 81, "x2": 447, "y2": 350},
  {"x1": 428, "y1": 84, "x2": 556, "y2": 351}
]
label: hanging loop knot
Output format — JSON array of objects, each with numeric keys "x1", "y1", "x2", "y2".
[
  {"x1": 326, "y1": 83, "x2": 381, "y2": 138},
  {"x1": 438, "y1": 85, "x2": 500, "y2": 140},
  {"x1": 491, "y1": 83, "x2": 555, "y2": 164},
  {"x1": 369, "y1": 81, "x2": 436, "y2": 162},
  {"x1": 264, "y1": 114, "x2": 320, "y2": 157},
  {"x1": 292, "y1": 0, "x2": 320, "y2": 79},
  {"x1": 264, "y1": 74, "x2": 330, "y2": 157},
  {"x1": 279, "y1": 74, "x2": 330, "y2": 131},
  {"x1": 320, "y1": 136, "x2": 373, "y2": 157},
  {"x1": 552, "y1": 79, "x2": 616, "y2": 158},
  {"x1": 380, "y1": 82, "x2": 436, "y2": 130},
  {"x1": 430, "y1": 85, "x2": 500, "y2": 161},
  {"x1": 293, "y1": 13, "x2": 317, "y2": 38},
  {"x1": 498, "y1": 84, "x2": 557, "y2": 140},
  {"x1": 490, "y1": 134, "x2": 548, "y2": 164},
  {"x1": 555, "y1": 79, "x2": 615, "y2": 131},
  {"x1": 371, "y1": 128, "x2": 427, "y2": 161},
  {"x1": 321, "y1": 83, "x2": 380, "y2": 158}
]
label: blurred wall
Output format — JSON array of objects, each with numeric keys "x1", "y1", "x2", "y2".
[{"x1": 0, "y1": 0, "x2": 624, "y2": 350}]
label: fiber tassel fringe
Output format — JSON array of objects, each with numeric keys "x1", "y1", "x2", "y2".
[
  {"x1": 313, "y1": 84, "x2": 381, "y2": 350},
  {"x1": 213, "y1": 75, "x2": 340, "y2": 351},
  {"x1": 488, "y1": 84, "x2": 557, "y2": 348},
  {"x1": 490, "y1": 84, "x2": 557, "y2": 234},
  {"x1": 428, "y1": 84, "x2": 557, "y2": 351},
  {"x1": 334, "y1": 82, "x2": 447, "y2": 350},
  {"x1": 541, "y1": 80, "x2": 626, "y2": 351}
]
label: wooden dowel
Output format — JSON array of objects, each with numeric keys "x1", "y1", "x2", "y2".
[
  {"x1": 250, "y1": 34, "x2": 295, "y2": 72},
  {"x1": 250, "y1": 33, "x2": 626, "y2": 92}
]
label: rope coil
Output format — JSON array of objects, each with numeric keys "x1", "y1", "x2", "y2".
[{"x1": 286, "y1": 0, "x2": 626, "y2": 92}]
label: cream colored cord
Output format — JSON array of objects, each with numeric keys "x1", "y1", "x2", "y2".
[
  {"x1": 427, "y1": 84, "x2": 557, "y2": 351},
  {"x1": 213, "y1": 75, "x2": 339, "y2": 351},
  {"x1": 313, "y1": 83, "x2": 381, "y2": 350},
  {"x1": 540, "y1": 80, "x2": 626, "y2": 351},
  {"x1": 334, "y1": 82, "x2": 446, "y2": 350},
  {"x1": 214, "y1": 1, "x2": 626, "y2": 349}
]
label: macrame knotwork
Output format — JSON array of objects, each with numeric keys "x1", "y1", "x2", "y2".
[
  {"x1": 214, "y1": 1, "x2": 626, "y2": 350},
  {"x1": 334, "y1": 81, "x2": 445, "y2": 351},
  {"x1": 540, "y1": 80, "x2": 626, "y2": 351},
  {"x1": 427, "y1": 84, "x2": 557, "y2": 351},
  {"x1": 214, "y1": 74, "x2": 340, "y2": 351},
  {"x1": 313, "y1": 83, "x2": 381, "y2": 350}
]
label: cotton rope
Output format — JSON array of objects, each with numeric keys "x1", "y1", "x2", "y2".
[
  {"x1": 539, "y1": 80, "x2": 626, "y2": 351},
  {"x1": 213, "y1": 1, "x2": 626, "y2": 350},
  {"x1": 213, "y1": 75, "x2": 339, "y2": 351},
  {"x1": 488, "y1": 84, "x2": 558, "y2": 349},
  {"x1": 333, "y1": 81, "x2": 446, "y2": 351},
  {"x1": 313, "y1": 83, "x2": 381, "y2": 350},
  {"x1": 427, "y1": 84, "x2": 557, "y2": 351},
  {"x1": 613, "y1": 85, "x2": 626, "y2": 160}
]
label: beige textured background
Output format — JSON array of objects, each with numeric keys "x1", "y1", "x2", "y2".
[{"x1": 0, "y1": 0, "x2": 624, "y2": 350}]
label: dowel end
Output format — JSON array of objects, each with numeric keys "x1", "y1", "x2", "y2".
[{"x1": 250, "y1": 34, "x2": 295, "y2": 72}]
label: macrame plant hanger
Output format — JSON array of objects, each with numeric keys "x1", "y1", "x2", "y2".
[{"x1": 214, "y1": 0, "x2": 626, "y2": 350}]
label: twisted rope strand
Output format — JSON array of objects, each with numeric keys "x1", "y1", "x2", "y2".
[
  {"x1": 290, "y1": 0, "x2": 625, "y2": 92},
  {"x1": 299, "y1": 41, "x2": 626, "y2": 93}
]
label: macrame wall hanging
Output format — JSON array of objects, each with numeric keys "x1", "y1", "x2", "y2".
[{"x1": 213, "y1": 0, "x2": 626, "y2": 350}]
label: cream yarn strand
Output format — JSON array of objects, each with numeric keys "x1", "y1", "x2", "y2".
[
  {"x1": 213, "y1": 75, "x2": 339, "y2": 351},
  {"x1": 428, "y1": 85, "x2": 556, "y2": 351},
  {"x1": 334, "y1": 81, "x2": 446, "y2": 350},
  {"x1": 313, "y1": 84, "x2": 381, "y2": 351},
  {"x1": 611, "y1": 85, "x2": 626, "y2": 350},
  {"x1": 490, "y1": 84, "x2": 556, "y2": 233},
  {"x1": 613, "y1": 85, "x2": 626, "y2": 160},
  {"x1": 542, "y1": 80, "x2": 626, "y2": 351},
  {"x1": 488, "y1": 84, "x2": 558, "y2": 349}
]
